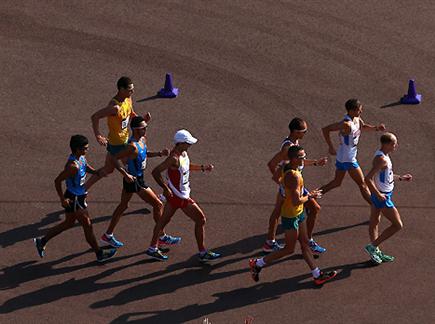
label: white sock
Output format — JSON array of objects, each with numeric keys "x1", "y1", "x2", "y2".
[
  {"x1": 148, "y1": 246, "x2": 158, "y2": 252},
  {"x1": 105, "y1": 233, "x2": 113, "y2": 237},
  {"x1": 256, "y1": 258, "x2": 266, "y2": 268},
  {"x1": 311, "y1": 267, "x2": 321, "y2": 278},
  {"x1": 266, "y1": 240, "x2": 276, "y2": 245}
]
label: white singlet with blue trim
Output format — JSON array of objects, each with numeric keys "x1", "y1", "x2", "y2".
[
  {"x1": 336, "y1": 115, "x2": 361, "y2": 163},
  {"x1": 374, "y1": 150, "x2": 394, "y2": 193}
]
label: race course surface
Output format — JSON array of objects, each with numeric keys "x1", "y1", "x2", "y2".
[{"x1": 1, "y1": 1, "x2": 434, "y2": 323}]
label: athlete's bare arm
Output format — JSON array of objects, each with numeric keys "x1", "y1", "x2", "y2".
[
  {"x1": 364, "y1": 156, "x2": 387, "y2": 201},
  {"x1": 54, "y1": 162, "x2": 78, "y2": 208},
  {"x1": 360, "y1": 118, "x2": 386, "y2": 132},
  {"x1": 91, "y1": 101, "x2": 119, "y2": 146},
  {"x1": 190, "y1": 163, "x2": 213, "y2": 172},
  {"x1": 152, "y1": 155, "x2": 178, "y2": 198},
  {"x1": 110, "y1": 144, "x2": 137, "y2": 182},
  {"x1": 267, "y1": 145, "x2": 290, "y2": 175},
  {"x1": 147, "y1": 148, "x2": 170, "y2": 158},
  {"x1": 322, "y1": 121, "x2": 349, "y2": 155}
]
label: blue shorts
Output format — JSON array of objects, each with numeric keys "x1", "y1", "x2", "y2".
[
  {"x1": 371, "y1": 191, "x2": 395, "y2": 209},
  {"x1": 107, "y1": 143, "x2": 128, "y2": 156},
  {"x1": 281, "y1": 212, "x2": 306, "y2": 230},
  {"x1": 335, "y1": 160, "x2": 360, "y2": 171}
]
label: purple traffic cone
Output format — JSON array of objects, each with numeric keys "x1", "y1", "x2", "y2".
[
  {"x1": 400, "y1": 79, "x2": 422, "y2": 104},
  {"x1": 157, "y1": 73, "x2": 179, "y2": 98}
]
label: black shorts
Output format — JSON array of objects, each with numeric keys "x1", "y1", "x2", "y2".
[
  {"x1": 64, "y1": 190, "x2": 88, "y2": 213},
  {"x1": 123, "y1": 175, "x2": 149, "y2": 193}
]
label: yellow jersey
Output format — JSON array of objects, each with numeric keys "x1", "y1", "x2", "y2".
[
  {"x1": 107, "y1": 97, "x2": 133, "y2": 145},
  {"x1": 280, "y1": 167, "x2": 304, "y2": 218}
]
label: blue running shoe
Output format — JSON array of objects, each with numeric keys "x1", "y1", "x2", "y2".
[
  {"x1": 97, "y1": 247, "x2": 117, "y2": 262},
  {"x1": 146, "y1": 248, "x2": 169, "y2": 261},
  {"x1": 309, "y1": 239, "x2": 326, "y2": 254},
  {"x1": 159, "y1": 234, "x2": 182, "y2": 246},
  {"x1": 33, "y1": 237, "x2": 45, "y2": 258},
  {"x1": 199, "y1": 250, "x2": 221, "y2": 263},
  {"x1": 262, "y1": 241, "x2": 284, "y2": 253},
  {"x1": 101, "y1": 233, "x2": 124, "y2": 248}
]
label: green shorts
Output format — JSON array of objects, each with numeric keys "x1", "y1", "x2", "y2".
[{"x1": 281, "y1": 212, "x2": 305, "y2": 230}]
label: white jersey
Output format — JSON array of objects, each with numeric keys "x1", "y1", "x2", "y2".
[
  {"x1": 167, "y1": 151, "x2": 191, "y2": 199},
  {"x1": 374, "y1": 150, "x2": 394, "y2": 193},
  {"x1": 336, "y1": 115, "x2": 361, "y2": 163},
  {"x1": 279, "y1": 137, "x2": 303, "y2": 170}
]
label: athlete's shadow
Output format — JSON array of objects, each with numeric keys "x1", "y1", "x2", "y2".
[
  {"x1": 0, "y1": 250, "x2": 151, "y2": 314},
  {"x1": 313, "y1": 220, "x2": 369, "y2": 237},
  {"x1": 109, "y1": 261, "x2": 374, "y2": 323},
  {"x1": 0, "y1": 208, "x2": 150, "y2": 248}
]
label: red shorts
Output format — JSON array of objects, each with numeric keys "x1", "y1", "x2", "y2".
[{"x1": 168, "y1": 195, "x2": 195, "y2": 209}]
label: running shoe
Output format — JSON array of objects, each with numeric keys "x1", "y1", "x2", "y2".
[
  {"x1": 364, "y1": 244, "x2": 382, "y2": 264},
  {"x1": 378, "y1": 250, "x2": 395, "y2": 262},
  {"x1": 199, "y1": 250, "x2": 221, "y2": 263},
  {"x1": 33, "y1": 237, "x2": 45, "y2": 258},
  {"x1": 249, "y1": 258, "x2": 262, "y2": 282},
  {"x1": 97, "y1": 247, "x2": 117, "y2": 263},
  {"x1": 158, "y1": 234, "x2": 182, "y2": 246},
  {"x1": 262, "y1": 241, "x2": 284, "y2": 253},
  {"x1": 146, "y1": 248, "x2": 169, "y2": 261},
  {"x1": 309, "y1": 239, "x2": 327, "y2": 254},
  {"x1": 100, "y1": 233, "x2": 124, "y2": 248},
  {"x1": 313, "y1": 270, "x2": 337, "y2": 285}
]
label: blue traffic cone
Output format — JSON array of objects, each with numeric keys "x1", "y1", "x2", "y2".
[
  {"x1": 157, "y1": 73, "x2": 179, "y2": 98},
  {"x1": 400, "y1": 79, "x2": 422, "y2": 104}
]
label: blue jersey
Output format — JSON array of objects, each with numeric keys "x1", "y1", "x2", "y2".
[
  {"x1": 65, "y1": 154, "x2": 87, "y2": 195},
  {"x1": 127, "y1": 138, "x2": 147, "y2": 177}
]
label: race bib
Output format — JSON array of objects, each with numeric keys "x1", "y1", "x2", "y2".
[
  {"x1": 121, "y1": 116, "x2": 130, "y2": 129},
  {"x1": 182, "y1": 171, "x2": 189, "y2": 184},
  {"x1": 141, "y1": 159, "x2": 147, "y2": 170},
  {"x1": 79, "y1": 175, "x2": 86, "y2": 186}
]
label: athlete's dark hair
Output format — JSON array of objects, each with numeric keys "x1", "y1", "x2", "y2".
[
  {"x1": 380, "y1": 133, "x2": 396, "y2": 144},
  {"x1": 70, "y1": 135, "x2": 89, "y2": 153},
  {"x1": 117, "y1": 76, "x2": 133, "y2": 90},
  {"x1": 288, "y1": 118, "x2": 306, "y2": 132},
  {"x1": 130, "y1": 115, "x2": 145, "y2": 129},
  {"x1": 345, "y1": 99, "x2": 361, "y2": 111},
  {"x1": 287, "y1": 145, "x2": 304, "y2": 159}
]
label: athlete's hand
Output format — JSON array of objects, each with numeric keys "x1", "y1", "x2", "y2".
[
  {"x1": 160, "y1": 148, "x2": 170, "y2": 157},
  {"x1": 309, "y1": 189, "x2": 323, "y2": 199},
  {"x1": 61, "y1": 198, "x2": 71, "y2": 208},
  {"x1": 204, "y1": 164, "x2": 214, "y2": 172},
  {"x1": 163, "y1": 187, "x2": 173, "y2": 199},
  {"x1": 144, "y1": 112, "x2": 151, "y2": 123},
  {"x1": 96, "y1": 134, "x2": 108, "y2": 146},
  {"x1": 377, "y1": 193, "x2": 387, "y2": 202},
  {"x1": 317, "y1": 157, "x2": 328, "y2": 166},
  {"x1": 400, "y1": 174, "x2": 413, "y2": 182},
  {"x1": 124, "y1": 174, "x2": 135, "y2": 183},
  {"x1": 377, "y1": 124, "x2": 386, "y2": 132},
  {"x1": 328, "y1": 147, "x2": 336, "y2": 156}
]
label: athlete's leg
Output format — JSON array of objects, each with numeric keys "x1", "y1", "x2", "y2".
[
  {"x1": 106, "y1": 189, "x2": 133, "y2": 235},
  {"x1": 319, "y1": 169, "x2": 346, "y2": 194},
  {"x1": 263, "y1": 227, "x2": 298, "y2": 264},
  {"x1": 266, "y1": 192, "x2": 284, "y2": 241},
  {"x1": 369, "y1": 205, "x2": 382, "y2": 242},
  {"x1": 137, "y1": 187, "x2": 164, "y2": 235},
  {"x1": 85, "y1": 153, "x2": 116, "y2": 190},
  {"x1": 348, "y1": 167, "x2": 372, "y2": 204},
  {"x1": 149, "y1": 202, "x2": 177, "y2": 247},
  {"x1": 305, "y1": 198, "x2": 321, "y2": 239},
  {"x1": 42, "y1": 212, "x2": 77, "y2": 244},
  {"x1": 75, "y1": 209, "x2": 100, "y2": 253},
  {"x1": 182, "y1": 203, "x2": 207, "y2": 252},
  {"x1": 298, "y1": 219, "x2": 317, "y2": 270},
  {"x1": 372, "y1": 207, "x2": 403, "y2": 247}
]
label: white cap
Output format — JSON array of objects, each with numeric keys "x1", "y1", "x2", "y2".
[{"x1": 174, "y1": 129, "x2": 198, "y2": 144}]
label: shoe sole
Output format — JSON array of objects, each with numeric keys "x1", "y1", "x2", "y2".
[
  {"x1": 314, "y1": 271, "x2": 337, "y2": 285},
  {"x1": 146, "y1": 253, "x2": 168, "y2": 261},
  {"x1": 97, "y1": 250, "x2": 117, "y2": 263},
  {"x1": 100, "y1": 238, "x2": 123, "y2": 248},
  {"x1": 33, "y1": 238, "x2": 45, "y2": 258},
  {"x1": 364, "y1": 247, "x2": 382, "y2": 265},
  {"x1": 199, "y1": 256, "x2": 221, "y2": 263}
]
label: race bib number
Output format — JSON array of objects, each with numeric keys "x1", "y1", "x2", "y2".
[
  {"x1": 79, "y1": 175, "x2": 86, "y2": 186},
  {"x1": 182, "y1": 171, "x2": 189, "y2": 184},
  {"x1": 141, "y1": 159, "x2": 147, "y2": 170},
  {"x1": 121, "y1": 116, "x2": 130, "y2": 129}
]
